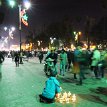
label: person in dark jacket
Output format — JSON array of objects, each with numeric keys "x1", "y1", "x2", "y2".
[
  {"x1": 67, "y1": 50, "x2": 73, "y2": 70},
  {"x1": 45, "y1": 49, "x2": 58, "y2": 66},
  {"x1": 0, "y1": 52, "x2": 4, "y2": 64},
  {"x1": 45, "y1": 49, "x2": 58, "y2": 74},
  {"x1": 38, "y1": 51, "x2": 44, "y2": 63},
  {"x1": 14, "y1": 53, "x2": 19, "y2": 67}
]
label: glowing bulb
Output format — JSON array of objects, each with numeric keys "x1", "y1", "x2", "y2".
[{"x1": 24, "y1": 1, "x2": 31, "y2": 9}]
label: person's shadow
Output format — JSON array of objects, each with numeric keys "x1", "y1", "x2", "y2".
[
  {"x1": 78, "y1": 87, "x2": 107, "y2": 106},
  {"x1": 79, "y1": 94, "x2": 107, "y2": 105}
]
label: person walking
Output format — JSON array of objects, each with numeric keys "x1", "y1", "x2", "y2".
[
  {"x1": 97, "y1": 50, "x2": 107, "y2": 78},
  {"x1": 0, "y1": 52, "x2": 4, "y2": 64},
  {"x1": 67, "y1": 50, "x2": 73, "y2": 71},
  {"x1": 38, "y1": 51, "x2": 44, "y2": 64},
  {"x1": 73, "y1": 46, "x2": 87, "y2": 85},
  {"x1": 91, "y1": 47, "x2": 101, "y2": 79},
  {"x1": 72, "y1": 46, "x2": 80, "y2": 79},
  {"x1": 15, "y1": 53, "x2": 19, "y2": 67},
  {"x1": 60, "y1": 49, "x2": 67, "y2": 76},
  {"x1": 19, "y1": 51, "x2": 23, "y2": 64}
]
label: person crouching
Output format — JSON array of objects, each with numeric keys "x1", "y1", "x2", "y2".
[{"x1": 39, "y1": 71, "x2": 61, "y2": 103}]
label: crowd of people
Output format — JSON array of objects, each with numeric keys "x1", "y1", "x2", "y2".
[
  {"x1": 0, "y1": 46, "x2": 107, "y2": 103},
  {"x1": 44, "y1": 46, "x2": 107, "y2": 85},
  {"x1": 39, "y1": 46, "x2": 107, "y2": 103}
]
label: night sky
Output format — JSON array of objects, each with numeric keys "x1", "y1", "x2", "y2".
[
  {"x1": 29, "y1": 0, "x2": 105, "y2": 27},
  {"x1": 0, "y1": 0, "x2": 106, "y2": 45},
  {"x1": 2, "y1": 0, "x2": 106, "y2": 27}
]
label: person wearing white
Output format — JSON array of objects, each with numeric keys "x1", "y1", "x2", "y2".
[{"x1": 91, "y1": 47, "x2": 101, "y2": 78}]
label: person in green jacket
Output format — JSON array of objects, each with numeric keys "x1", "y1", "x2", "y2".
[{"x1": 60, "y1": 49, "x2": 67, "y2": 76}]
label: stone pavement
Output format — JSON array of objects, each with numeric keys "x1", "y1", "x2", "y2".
[{"x1": 0, "y1": 57, "x2": 107, "y2": 107}]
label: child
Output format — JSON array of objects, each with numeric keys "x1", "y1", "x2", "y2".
[{"x1": 39, "y1": 71, "x2": 61, "y2": 103}]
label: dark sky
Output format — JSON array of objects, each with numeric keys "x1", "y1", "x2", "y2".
[
  {"x1": 2, "y1": 0, "x2": 105, "y2": 27},
  {"x1": 29, "y1": 0, "x2": 105, "y2": 27},
  {"x1": 0, "y1": 0, "x2": 107, "y2": 45},
  {"x1": 1, "y1": 0, "x2": 106, "y2": 29}
]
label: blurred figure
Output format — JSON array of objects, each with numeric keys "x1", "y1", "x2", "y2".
[
  {"x1": 97, "y1": 50, "x2": 107, "y2": 78},
  {"x1": 67, "y1": 50, "x2": 73, "y2": 71},
  {"x1": 72, "y1": 46, "x2": 80, "y2": 79},
  {"x1": 60, "y1": 49, "x2": 67, "y2": 76},
  {"x1": 45, "y1": 48, "x2": 58, "y2": 73},
  {"x1": 73, "y1": 46, "x2": 87, "y2": 85},
  {"x1": 19, "y1": 51, "x2": 23, "y2": 64},
  {"x1": 91, "y1": 47, "x2": 101, "y2": 79},
  {"x1": 15, "y1": 53, "x2": 19, "y2": 67},
  {"x1": 11, "y1": 51, "x2": 15, "y2": 61},
  {"x1": 0, "y1": 61, "x2": 2, "y2": 79},
  {"x1": 0, "y1": 52, "x2": 4, "y2": 64},
  {"x1": 38, "y1": 51, "x2": 44, "y2": 64}
]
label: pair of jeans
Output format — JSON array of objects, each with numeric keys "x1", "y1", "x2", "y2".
[
  {"x1": 60, "y1": 62, "x2": 66, "y2": 75},
  {"x1": 79, "y1": 65, "x2": 86, "y2": 84},
  {"x1": 98, "y1": 65, "x2": 104, "y2": 78}
]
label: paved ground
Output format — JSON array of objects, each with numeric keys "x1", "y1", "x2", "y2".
[{"x1": 0, "y1": 57, "x2": 107, "y2": 107}]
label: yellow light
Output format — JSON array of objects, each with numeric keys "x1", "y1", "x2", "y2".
[
  {"x1": 55, "y1": 91, "x2": 77, "y2": 104},
  {"x1": 78, "y1": 32, "x2": 82, "y2": 35}
]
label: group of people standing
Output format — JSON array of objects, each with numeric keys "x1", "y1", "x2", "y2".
[
  {"x1": 39, "y1": 46, "x2": 107, "y2": 104},
  {"x1": 43, "y1": 46, "x2": 107, "y2": 85}
]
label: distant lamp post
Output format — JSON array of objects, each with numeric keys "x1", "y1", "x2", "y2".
[
  {"x1": 73, "y1": 31, "x2": 82, "y2": 45},
  {"x1": 50, "y1": 37, "x2": 56, "y2": 44},
  {"x1": 4, "y1": 26, "x2": 15, "y2": 50},
  {"x1": 37, "y1": 41, "x2": 42, "y2": 49}
]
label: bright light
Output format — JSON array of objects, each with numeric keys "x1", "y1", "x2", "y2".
[
  {"x1": 4, "y1": 27, "x2": 15, "y2": 32},
  {"x1": 78, "y1": 32, "x2": 82, "y2": 35},
  {"x1": 4, "y1": 27, "x2": 7, "y2": 31},
  {"x1": 11, "y1": 27, "x2": 15, "y2": 31},
  {"x1": 73, "y1": 31, "x2": 76, "y2": 35},
  {"x1": 9, "y1": 0, "x2": 15, "y2": 8},
  {"x1": 24, "y1": 1, "x2": 31, "y2": 9}
]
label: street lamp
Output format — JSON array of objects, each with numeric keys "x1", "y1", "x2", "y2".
[
  {"x1": 50, "y1": 37, "x2": 56, "y2": 44},
  {"x1": 4, "y1": 26, "x2": 15, "y2": 50},
  {"x1": 19, "y1": 2, "x2": 31, "y2": 52},
  {"x1": 37, "y1": 41, "x2": 42, "y2": 49},
  {"x1": 9, "y1": 0, "x2": 31, "y2": 52},
  {"x1": 73, "y1": 31, "x2": 82, "y2": 45}
]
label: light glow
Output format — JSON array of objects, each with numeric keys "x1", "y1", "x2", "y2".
[
  {"x1": 55, "y1": 91, "x2": 77, "y2": 103},
  {"x1": 24, "y1": 1, "x2": 31, "y2": 9},
  {"x1": 11, "y1": 27, "x2": 15, "y2": 31},
  {"x1": 9, "y1": 0, "x2": 15, "y2": 8}
]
